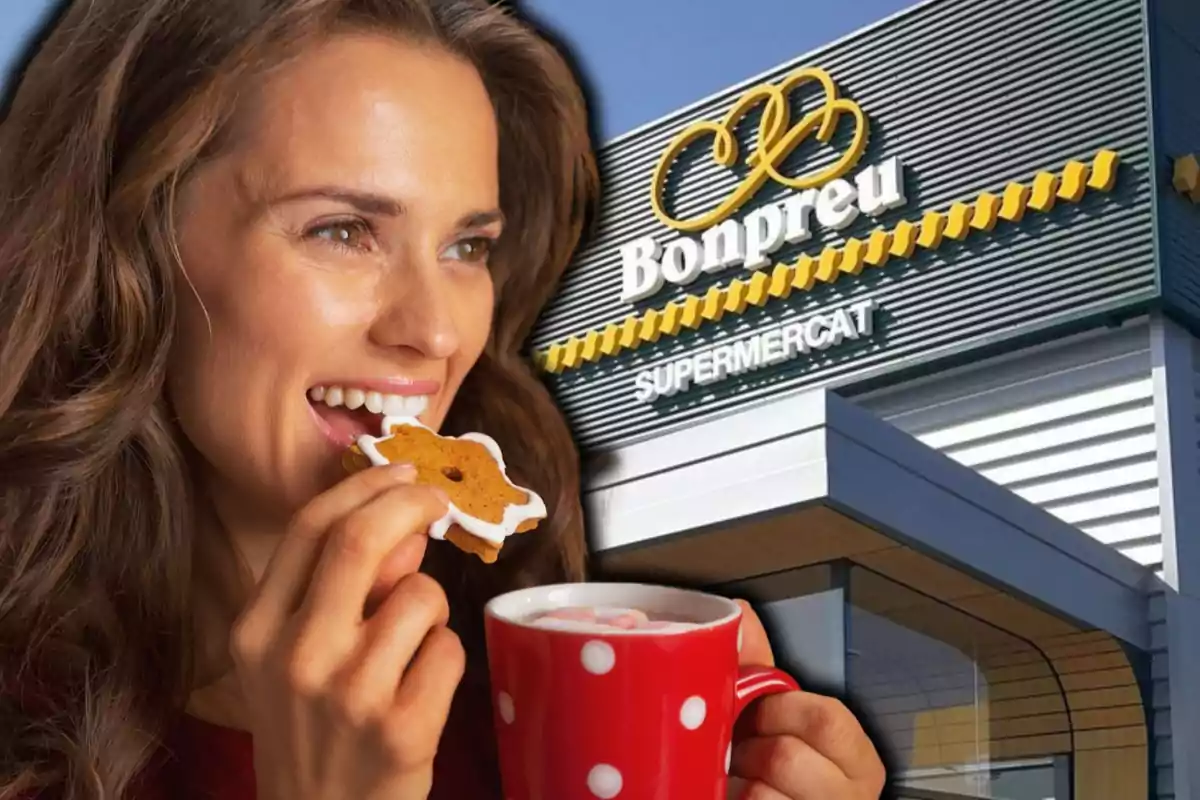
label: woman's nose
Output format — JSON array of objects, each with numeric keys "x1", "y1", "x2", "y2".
[{"x1": 368, "y1": 260, "x2": 461, "y2": 360}]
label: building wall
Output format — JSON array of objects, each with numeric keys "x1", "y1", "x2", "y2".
[
  {"x1": 536, "y1": 0, "x2": 1156, "y2": 451},
  {"x1": 1170, "y1": 335, "x2": 1200, "y2": 800},
  {"x1": 855, "y1": 322, "x2": 1178, "y2": 796},
  {"x1": 1150, "y1": 0, "x2": 1200, "y2": 325},
  {"x1": 1150, "y1": 591, "x2": 1173, "y2": 799},
  {"x1": 853, "y1": 322, "x2": 1196, "y2": 797},
  {"x1": 1150, "y1": 591, "x2": 1200, "y2": 800},
  {"x1": 1144, "y1": 320, "x2": 1200, "y2": 800},
  {"x1": 851, "y1": 322, "x2": 1163, "y2": 570},
  {"x1": 1194, "y1": 336, "x2": 1199, "y2": 492}
]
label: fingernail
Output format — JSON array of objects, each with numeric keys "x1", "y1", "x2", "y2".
[
  {"x1": 386, "y1": 463, "x2": 416, "y2": 479},
  {"x1": 430, "y1": 486, "x2": 450, "y2": 505}
]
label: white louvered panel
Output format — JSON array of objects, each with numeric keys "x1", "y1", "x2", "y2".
[
  {"x1": 981, "y1": 432, "x2": 1157, "y2": 486},
  {"x1": 1014, "y1": 460, "x2": 1158, "y2": 506},
  {"x1": 1044, "y1": 487, "x2": 1160, "y2": 527},
  {"x1": 937, "y1": 398, "x2": 1154, "y2": 468},
  {"x1": 1083, "y1": 513, "x2": 1162, "y2": 546},
  {"x1": 852, "y1": 324, "x2": 1162, "y2": 569},
  {"x1": 917, "y1": 379, "x2": 1154, "y2": 450},
  {"x1": 1120, "y1": 541, "x2": 1166, "y2": 567}
]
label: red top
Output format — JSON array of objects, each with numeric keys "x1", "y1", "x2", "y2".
[{"x1": 133, "y1": 680, "x2": 502, "y2": 799}]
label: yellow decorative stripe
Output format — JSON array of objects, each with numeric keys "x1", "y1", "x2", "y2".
[
  {"x1": 1173, "y1": 154, "x2": 1200, "y2": 203},
  {"x1": 536, "y1": 150, "x2": 1122, "y2": 374}
]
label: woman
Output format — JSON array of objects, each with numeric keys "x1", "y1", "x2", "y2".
[{"x1": 0, "y1": 0, "x2": 887, "y2": 798}]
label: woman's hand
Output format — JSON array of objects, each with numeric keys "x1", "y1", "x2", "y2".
[
  {"x1": 229, "y1": 463, "x2": 462, "y2": 800},
  {"x1": 728, "y1": 601, "x2": 886, "y2": 800}
]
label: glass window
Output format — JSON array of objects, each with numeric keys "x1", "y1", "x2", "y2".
[
  {"x1": 848, "y1": 566, "x2": 1071, "y2": 800},
  {"x1": 721, "y1": 564, "x2": 846, "y2": 692}
]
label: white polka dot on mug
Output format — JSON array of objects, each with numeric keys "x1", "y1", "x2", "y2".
[{"x1": 587, "y1": 764, "x2": 623, "y2": 798}]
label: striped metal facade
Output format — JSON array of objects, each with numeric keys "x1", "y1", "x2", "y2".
[
  {"x1": 1149, "y1": 591, "x2": 1172, "y2": 799},
  {"x1": 1194, "y1": 337, "x2": 1199, "y2": 490},
  {"x1": 534, "y1": 0, "x2": 1156, "y2": 452},
  {"x1": 851, "y1": 322, "x2": 1164, "y2": 570},
  {"x1": 1151, "y1": 0, "x2": 1200, "y2": 325},
  {"x1": 1151, "y1": 337, "x2": 1200, "y2": 800}
]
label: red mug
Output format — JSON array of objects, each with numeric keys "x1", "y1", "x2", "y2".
[{"x1": 484, "y1": 582, "x2": 800, "y2": 799}]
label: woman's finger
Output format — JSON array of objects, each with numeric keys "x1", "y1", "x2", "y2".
[
  {"x1": 340, "y1": 573, "x2": 451, "y2": 711},
  {"x1": 731, "y1": 734, "x2": 851, "y2": 800},
  {"x1": 242, "y1": 463, "x2": 417, "y2": 628},
  {"x1": 727, "y1": 775, "x2": 789, "y2": 800},
  {"x1": 296, "y1": 483, "x2": 449, "y2": 632},
  {"x1": 383, "y1": 625, "x2": 466, "y2": 769},
  {"x1": 746, "y1": 691, "x2": 885, "y2": 787}
]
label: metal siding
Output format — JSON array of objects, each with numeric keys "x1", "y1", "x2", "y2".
[
  {"x1": 1145, "y1": 324, "x2": 1200, "y2": 800},
  {"x1": 851, "y1": 323, "x2": 1164, "y2": 569},
  {"x1": 536, "y1": 0, "x2": 1156, "y2": 451},
  {"x1": 1168, "y1": 337, "x2": 1200, "y2": 800},
  {"x1": 1150, "y1": 590, "x2": 1173, "y2": 799},
  {"x1": 1152, "y1": 0, "x2": 1200, "y2": 325}
]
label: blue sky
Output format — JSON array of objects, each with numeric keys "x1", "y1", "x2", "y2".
[
  {"x1": 2, "y1": 0, "x2": 921, "y2": 141},
  {"x1": 0, "y1": 0, "x2": 58, "y2": 94},
  {"x1": 520, "y1": 0, "x2": 921, "y2": 141}
]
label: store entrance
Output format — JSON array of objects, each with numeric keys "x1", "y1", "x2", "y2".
[
  {"x1": 897, "y1": 790, "x2": 1005, "y2": 800},
  {"x1": 894, "y1": 762, "x2": 1069, "y2": 800},
  {"x1": 595, "y1": 505, "x2": 1149, "y2": 800}
]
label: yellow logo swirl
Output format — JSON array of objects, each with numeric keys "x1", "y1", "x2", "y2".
[{"x1": 650, "y1": 68, "x2": 871, "y2": 233}]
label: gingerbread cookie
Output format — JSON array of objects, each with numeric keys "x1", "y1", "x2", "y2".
[{"x1": 343, "y1": 417, "x2": 546, "y2": 563}]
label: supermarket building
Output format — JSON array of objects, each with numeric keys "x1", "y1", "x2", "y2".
[{"x1": 529, "y1": 0, "x2": 1200, "y2": 798}]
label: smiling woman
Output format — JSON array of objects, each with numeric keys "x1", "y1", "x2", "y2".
[{"x1": 0, "y1": 1, "x2": 596, "y2": 797}]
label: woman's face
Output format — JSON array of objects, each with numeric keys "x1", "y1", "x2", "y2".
[{"x1": 169, "y1": 33, "x2": 499, "y2": 520}]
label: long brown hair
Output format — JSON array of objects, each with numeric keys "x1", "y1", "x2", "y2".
[{"x1": 0, "y1": 0, "x2": 598, "y2": 796}]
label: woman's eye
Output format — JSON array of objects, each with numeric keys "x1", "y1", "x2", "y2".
[
  {"x1": 443, "y1": 236, "x2": 495, "y2": 264},
  {"x1": 304, "y1": 219, "x2": 376, "y2": 252}
]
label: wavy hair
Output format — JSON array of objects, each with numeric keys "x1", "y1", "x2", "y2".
[{"x1": 0, "y1": 0, "x2": 598, "y2": 796}]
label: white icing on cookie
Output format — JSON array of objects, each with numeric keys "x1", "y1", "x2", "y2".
[{"x1": 353, "y1": 416, "x2": 546, "y2": 547}]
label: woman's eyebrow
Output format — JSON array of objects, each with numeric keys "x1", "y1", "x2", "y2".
[
  {"x1": 458, "y1": 209, "x2": 505, "y2": 230},
  {"x1": 259, "y1": 187, "x2": 502, "y2": 231},
  {"x1": 266, "y1": 186, "x2": 407, "y2": 216}
]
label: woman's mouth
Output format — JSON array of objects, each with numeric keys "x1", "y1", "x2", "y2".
[{"x1": 308, "y1": 384, "x2": 431, "y2": 448}]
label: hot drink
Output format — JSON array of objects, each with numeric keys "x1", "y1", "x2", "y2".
[{"x1": 524, "y1": 605, "x2": 699, "y2": 633}]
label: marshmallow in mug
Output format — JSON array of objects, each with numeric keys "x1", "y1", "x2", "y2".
[{"x1": 527, "y1": 605, "x2": 701, "y2": 633}]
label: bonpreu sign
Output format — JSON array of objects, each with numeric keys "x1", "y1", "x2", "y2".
[
  {"x1": 530, "y1": 0, "x2": 1153, "y2": 450},
  {"x1": 619, "y1": 69, "x2": 907, "y2": 304}
]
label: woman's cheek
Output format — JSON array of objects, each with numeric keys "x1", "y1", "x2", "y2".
[{"x1": 456, "y1": 268, "x2": 496, "y2": 351}]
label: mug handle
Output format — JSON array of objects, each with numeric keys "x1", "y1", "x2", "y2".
[{"x1": 733, "y1": 666, "x2": 800, "y2": 718}]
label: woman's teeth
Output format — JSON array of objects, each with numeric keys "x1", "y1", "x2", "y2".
[{"x1": 308, "y1": 386, "x2": 428, "y2": 417}]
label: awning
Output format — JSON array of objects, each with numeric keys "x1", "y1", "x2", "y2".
[{"x1": 582, "y1": 389, "x2": 1154, "y2": 800}]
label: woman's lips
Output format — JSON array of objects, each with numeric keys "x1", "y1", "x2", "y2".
[{"x1": 310, "y1": 378, "x2": 441, "y2": 398}]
